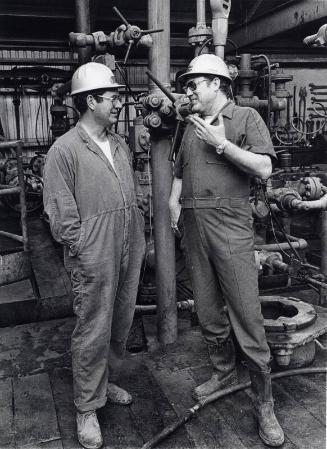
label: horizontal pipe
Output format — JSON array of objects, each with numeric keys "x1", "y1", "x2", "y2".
[
  {"x1": 291, "y1": 195, "x2": 327, "y2": 211},
  {"x1": 0, "y1": 187, "x2": 21, "y2": 196},
  {"x1": 306, "y1": 277, "x2": 327, "y2": 289},
  {"x1": 273, "y1": 231, "x2": 307, "y2": 244},
  {"x1": 135, "y1": 299, "x2": 194, "y2": 313},
  {"x1": 254, "y1": 240, "x2": 307, "y2": 252},
  {"x1": 0, "y1": 140, "x2": 21, "y2": 149},
  {"x1": 0, "y1": 230, "x2": 24, "y2": 243}
]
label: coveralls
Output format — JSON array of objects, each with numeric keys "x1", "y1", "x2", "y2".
[
  {"x1": 43, "y1": 123, "x2": 145, "y2": 412},
  {"x1": 174, "y1": 101, "x2": 276, "y2": 373}
]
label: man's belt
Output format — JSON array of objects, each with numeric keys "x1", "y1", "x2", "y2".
[{"x1": 180, "y1": 197, "x2": 249, "y2": 209}]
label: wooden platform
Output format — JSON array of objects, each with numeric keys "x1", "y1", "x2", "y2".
[{"x1": 0, "y1": 315, "x2": 325, "y2": 449}]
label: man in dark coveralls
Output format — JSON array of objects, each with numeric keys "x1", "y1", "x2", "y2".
[
  {"x1": 169, "y1": 54, "x2": 284, "y2": 447},
  {"x1": 43, "y1": 62, "x2": 145, "y2": 449}
]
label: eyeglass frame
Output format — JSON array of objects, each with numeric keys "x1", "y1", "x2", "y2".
[
  {"x1": 182, "y1": 78, "x2": 208, "y2": 93},
  {"x1": 95, "y1": 94, "x2": 122, "y2": 105}
]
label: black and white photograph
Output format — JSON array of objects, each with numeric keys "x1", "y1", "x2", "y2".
[{"x1": 0, "y1": 1, "x2": 326, "y2": 448}]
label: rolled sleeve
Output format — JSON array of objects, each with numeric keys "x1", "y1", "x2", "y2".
[
  {"x1": 174, "y1": 125, "x2": 191, "y2": 178},
  {"x1": 245, "y1": 109, "x2": 277, "y2": 161}
]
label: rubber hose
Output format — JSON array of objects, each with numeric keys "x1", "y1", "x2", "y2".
[{"x1": 142, "y1": 366, "x2": 327, "y2": 449}]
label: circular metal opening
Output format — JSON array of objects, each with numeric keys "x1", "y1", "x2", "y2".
[{"x1": 262, "y1": 301, "x2": 298, "y2": 320}]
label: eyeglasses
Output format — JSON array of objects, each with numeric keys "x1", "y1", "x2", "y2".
[
  {"x1": 182, "y1": 79, "x2": 207, "y2": 93},
  {"x1": 96, "y1": 95, "x2": 122, "y2": 105}
]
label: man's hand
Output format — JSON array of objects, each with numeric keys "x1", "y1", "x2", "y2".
[
  {"x1": 188, "y1": 114, "x2": 226, "y2": 147},
  {"x1": 169, "y1": 200, "x2": 181, "y2": 232},
  {"x1": 169, "y1": 177, "x2": 183, "y2": 237}
]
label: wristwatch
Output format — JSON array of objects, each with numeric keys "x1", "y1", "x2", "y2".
[{"x1": 215, "y1": 139, "x2": 228, "y2": 155}]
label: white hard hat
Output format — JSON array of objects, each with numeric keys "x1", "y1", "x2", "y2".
[
  {"x1": 178, "y1": 54, "x2": 232, "y2": 83},
  {"x1": 71, "y1": 62, "x2": 125, "y2": 96}
]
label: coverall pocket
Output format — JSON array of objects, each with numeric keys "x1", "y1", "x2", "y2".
[{"x1": 206, "y1": 152, "x2": 227, "y2": 165}]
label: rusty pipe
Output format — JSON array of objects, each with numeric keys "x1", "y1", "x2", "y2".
[
  {"x1": 75, "y1": 0, "x2": 92, "y2": 64},
  {"x1": 148, "y1": 0, "x2": 177, "y2": 345}
]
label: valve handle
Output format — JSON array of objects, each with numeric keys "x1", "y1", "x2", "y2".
[
  {"x1": 145, "y1": 70, "x2": 175, "y2": 103},
  {"x1": 124, "y1": 41, "x2": 133, "y2": 65},
  {"x1": 112, "y1": 6, "x2": 130, "y2": 27},
  {"x1": 140, "y1": 28, "x2": 164, "y2": 35}
]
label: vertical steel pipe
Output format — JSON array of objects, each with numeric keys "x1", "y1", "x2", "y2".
[
  {"x1": 210, "y1": 0, "x2": 231, "y2": 58},
  {"x1": 321, "y1": 211, "x2": 327, "y2": 276},
  {"x1": 16, "y1": 141, "x2": 29, "y2": 252},
  {"x1": 148, "y1": 0, "x2": 177, "y2": 345},
  {"x1": 319, "y1": 211, "x2": 327, "y2": 306},
  {"x1": 197, "y1": 0, "x2": 206, "y2": 26},
  {"x1": 75, "y1": 0, "x2": 92, "y2": 64},
  {"x1": 13, "y1": 95, "x2": 21, "y2": 140}
]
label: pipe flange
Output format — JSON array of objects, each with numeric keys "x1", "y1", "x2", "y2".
[
  {"x1": 298, "y1": 177, "x2": 323, "y2": 200},
  {"x1": 238, "y1": 69, "x2": 257, "y2": 79},
  {"x1": 260, "y1": 296, "x2": 317, "y2": 332},
  {"x1": 271, "y1": 74, "x2": 293, "y2": 84},
  {"x1": 188, "y1": 26, "x2": 212, "y2": 45}
]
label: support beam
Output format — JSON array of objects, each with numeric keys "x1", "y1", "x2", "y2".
[
  {"x1": 242, "y1": 0, "x2": 264, "y2": 24},
  {"x1": 229, "y1": 0, "x2": 327, "y2": 49}
]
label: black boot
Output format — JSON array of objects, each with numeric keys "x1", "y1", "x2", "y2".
[
  {"x1": 249, "y1": 370, "x2": 284, "y2": 447},
  {"x1": 193, "y1": 338, "x2": 238, "y2": 401}
]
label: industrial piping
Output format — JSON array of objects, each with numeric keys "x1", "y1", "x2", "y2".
[
  {"x1": 148, "y1": 0, "x2": 178, "y2": 345},
  {"x1": 210, "y1": 0, "x2": 231, "y2": 58},
  {"x1": 75, "y1": 0, "x2": 92, "y2": 64},
  {"x1": 321, "y1": 211, "x2": 327, "y2": 277}
]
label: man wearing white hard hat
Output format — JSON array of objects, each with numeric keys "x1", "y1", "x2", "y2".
[
  {"x1": 43, "y1": 62, "x2": 145, "y2": 449},
  {"x1": 169, "y1": 54, "x2": 284, "y2": 447}
]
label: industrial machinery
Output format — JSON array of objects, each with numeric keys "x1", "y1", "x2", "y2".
[{"x1": 1, "y1": 0, "x2": 327, "y2": 359}]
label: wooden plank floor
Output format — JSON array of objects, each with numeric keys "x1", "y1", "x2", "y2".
[{"x1": 0, "y1": 316, "x2": 325, "y2": 449}]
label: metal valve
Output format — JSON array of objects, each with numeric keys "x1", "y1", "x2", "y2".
[
  {"x1": 69, "y1": 7, "x2": 163, "y2": 64},
  {"x1": 112, "y1": 6, "x2": 163, "y2": 64},
  {"x1": 143, "y1": 112, "x2": 162, "y2": 129},
  {"x1": 298, "y1": 177, "x2": 324, "y2": 201}
]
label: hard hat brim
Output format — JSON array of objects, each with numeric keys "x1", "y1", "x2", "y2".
[
  {"x1": 71, "y1": 83, "x2": 126, "y2": 96},
  {"x1": 178, "y1": 70, "x2": 231, "y2": 83}
]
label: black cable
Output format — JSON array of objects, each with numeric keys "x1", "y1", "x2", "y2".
[
  {"x1": 115, "y1": 61, "x2": 137, "y2": 102},
  {"x1": 260, "y1": 182, "x2": 304, "y2": 262},
  {"x1": 35, "y1": 97, "x2": 42, "y2": 147},
  {"x1": 198, "y1": 37, "x2": 239, "y2": 55}
]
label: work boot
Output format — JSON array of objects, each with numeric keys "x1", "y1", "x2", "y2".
[
  {"x1": 249, "y1": 370, "x2": 284, "y2": 447},
  {"x1": 193, "y1": 338, "x2": 238, "y2": 402},
  {"x1": 76, "y1": 410, "x2": 103, "y2": 449},
  {"x1": 107, "y1": 382, "x2": 133, "y2": 405}
]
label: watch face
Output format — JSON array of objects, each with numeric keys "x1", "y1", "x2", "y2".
[{"x1": 216, "y1": 145, "x2": 224, "y2": 155}]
